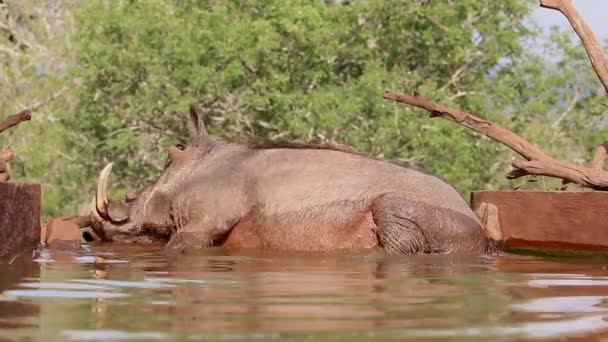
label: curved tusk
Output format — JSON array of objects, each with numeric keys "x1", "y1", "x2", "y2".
[
  {"x1": 90, "y1": 198, "x2": 105, "y2": 224},
  {"x1": 96, "y1": 162, "x2": 113, "y2": 220}
]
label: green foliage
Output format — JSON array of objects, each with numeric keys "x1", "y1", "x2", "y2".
[
  {"x1": 0, "y1": 0, "x2": 82, "y2": 217},
  {"x1": 2, "y1": 0, "x2": 607, "y2": 217}
]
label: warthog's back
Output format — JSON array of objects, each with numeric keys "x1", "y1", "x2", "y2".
[
  {"x1": 216, "y1": 147, "x2": 486, "y2": 253},
  {"x1": 243, "y1": 148, "x2": 473, "y2": 217}
]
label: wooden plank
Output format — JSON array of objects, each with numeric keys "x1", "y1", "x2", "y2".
[
  {"x1": 471, "y1": 190, "x2": 608, "y2": 252},
  {"x1": 0, "y1": 182, "x2": 41, "y2": 257}
]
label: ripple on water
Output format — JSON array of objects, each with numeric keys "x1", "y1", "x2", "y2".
[
  {"x1": 74, "y1": 256, "x2": 129, "y2": 264},
  {"x1": 363, "y1": 315, "x2": 608, "y2": 340},
  {"x1": 73, "y1": 279, "x2": 175, "y2": 289},
  {"x1": 62, "y1": 330, "x2": 169, "y2": 341},
  {"x1": 18, "y1": 282, "x2": 113, "y2": 290},
  {"x1": 144, "y1": 277, "x2": 242, "y2": 286},
  {"x1": 1, "y1": 280, "x2": 134, "y2": 300},
  {"x1": 529, "y1": 278, "x2": 608, "y2": 287},
  {"x1": 57, "y1": 315, "x2": 608, "y2": 341},
  {"x1": 2, "y1": 290, "x2": 128, "y2": 299},
  {"x1": 3, "y1": 246, "x2": 608, "y2": 341},
  {"x1": 512, "y1": 296, "x2": 608, "y2": 313}
]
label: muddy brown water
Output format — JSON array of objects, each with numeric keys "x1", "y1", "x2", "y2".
[{"x1": 2, "y1": 245, "x2": 608, "y2": 341}]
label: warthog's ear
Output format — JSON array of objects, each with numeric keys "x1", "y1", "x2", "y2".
[{"x1": 189, "y1": 104, "x2": 212, "y2": 147}]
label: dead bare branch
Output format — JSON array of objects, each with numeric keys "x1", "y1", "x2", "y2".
[
  {"x1": 540, "y1": 0, "x2": 608, "y2": 94},
  {"x1": 382, "y1": 91, "x2": 547, "y2": 160},
  {"x1": 0, "y1": 109, "x2": 31, "y2": 134},
  {"x1": 383, "y1": 91, "x2": 608, "y2": 189}
]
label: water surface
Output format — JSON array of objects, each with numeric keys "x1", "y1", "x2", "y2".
[{"x1": 2, "y1": 244, "x2": 608, "y2": 341}]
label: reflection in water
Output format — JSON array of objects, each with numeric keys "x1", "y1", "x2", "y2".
[
  {"x1": 1, "y1": 245, "x2": 608, "y2": 341},
  {"x1": 0, "y1": 254, "x2": 40, "y2": 333}
]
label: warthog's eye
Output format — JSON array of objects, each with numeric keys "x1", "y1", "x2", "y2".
[{"x1": 175, "y1": 144, "x2": 185, "y2": 151}]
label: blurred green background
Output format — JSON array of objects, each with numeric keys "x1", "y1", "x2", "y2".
[{"x1": 1, "y1": 0, "x2": 606, "y2": 219}]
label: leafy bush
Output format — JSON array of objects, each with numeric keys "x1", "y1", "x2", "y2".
[{"x1": 2, "y1": 0, "x2": 606, "y2": 217}]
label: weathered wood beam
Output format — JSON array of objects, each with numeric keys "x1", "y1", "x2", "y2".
[{"x1": 471, "y1": 190, "x2": 608, "y2": 252}]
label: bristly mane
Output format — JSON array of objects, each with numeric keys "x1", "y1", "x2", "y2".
[
  {"x1": 231, "y1": 135, "x2": 361, "y2": 153},
  {"x1": 226, "y1": 135, "x2": 434, "y2": 175}
]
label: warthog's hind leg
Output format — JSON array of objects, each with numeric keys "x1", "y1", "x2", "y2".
[
  {"x1": 371, "y1": 194, "x2": 431, "y2": 254},
  {"x1": 371, "y1": 193, "x2": 487, "y2": 254}
]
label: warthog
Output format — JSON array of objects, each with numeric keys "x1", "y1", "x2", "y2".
[{"x1": 90, "y1": 106, "x2": 489, "y2": 254}]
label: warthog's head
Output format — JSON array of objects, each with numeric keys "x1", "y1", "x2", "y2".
[{"x1": 89, "y1": 105, "x2": 212, "y2": 243}]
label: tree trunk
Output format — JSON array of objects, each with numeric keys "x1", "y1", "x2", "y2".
[{"x1": 0, "y1": 182, "x2": 41, "y2": 258}]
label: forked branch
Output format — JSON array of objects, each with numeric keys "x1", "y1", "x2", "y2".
[
  {"x1": 383, "y1": 91, "x2": 608, "y2": 190},
  {"x1": 540, "y1": 0, "x2": 608, "y2": 94}
]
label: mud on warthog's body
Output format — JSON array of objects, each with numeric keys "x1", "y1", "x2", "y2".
[{"x1": 90, "y1": 105, "x2": 490, "y2": 254}]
